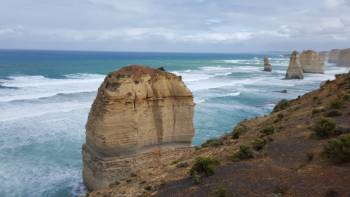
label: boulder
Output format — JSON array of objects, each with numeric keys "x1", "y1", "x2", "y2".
[
  {"x1": 299, "y1": 50, "x2": 324, "y2": 73},
  {"x1": 83, "y1": 65, "x2": 195, "y2": 190},
  {"x1": 336, "y1": 48, "x2": 350, "y2": 67},
  {"x1": 285, "y1": 51, "x2": 304, "y2": 79},
  {"x1": 263, "y1": 57, "x2": 272, "y2": 72},
  {"x1": 328, "y1": 49, "x2": 341, "y2": 63}
]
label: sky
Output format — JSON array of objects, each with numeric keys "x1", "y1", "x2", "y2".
[{"x1": 0, "y1": 0, "x2": 349, "y2": 53}]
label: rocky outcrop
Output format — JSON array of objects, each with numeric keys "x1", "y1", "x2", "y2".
[
  {"x1": 328, "y1": 49, "x2": 341, "y2": 63},
  {"x1": 319, "y1": 51, "x2": 328, "y2": 62},
  {"x1": 336, "y1": 48, "x2": 350, "y2": 67},
  {"x1": 263, "y1": 57, "x2": 272, "y2": 72},
  {"x1": 299, "y1": 50, "x2": 324, "y2": 73},
  {"x1": 285, "y1": 51, "x2": 304, "y2": 79},
  {"x1": 83, "y1": 65, "x2": 195, "y2": 191}
]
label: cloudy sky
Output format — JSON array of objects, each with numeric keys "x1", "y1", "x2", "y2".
[{"x1": 0, "y1": 0, "x2": 349, "y2": 52}]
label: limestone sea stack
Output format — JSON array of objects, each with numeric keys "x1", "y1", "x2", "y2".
[
  {"x1": 299, "y1": 50, "x2": 324, "y2": 73},
  {"x1": 285, "y1": 51, "x2": 304, "y2": 79},
  {"x1": 328, "y1": 49, "x2": 341, "y2": 63},
  {"x1": 83, "y1": 65, "x2": 195, "y2": 190},
  {"x1": 319, "y1": 51, "x2": 328, "y2": 62},
  {"x1": 336, "y1": 48, "x2": 350, "y2": 67},
  {"x1": 263, "y1": 57, "x2": 272, "y2": 72}
]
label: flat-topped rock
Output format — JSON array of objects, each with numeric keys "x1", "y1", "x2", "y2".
[
  {"x1": 337, "y1": 48, "x2": 350, "y2": 67},
  {"x1": 83, "y1": 65, "x2": 195, "y2": 190},
  {"x1": 285, "y1": 51, "x2": 304, "y2": 79},
  {"x1": 263, "y1": 57, "x2": 272, "y2": 72},
  {"x1": 299, "y1": 50, "x2": 324, "y2": 73}
]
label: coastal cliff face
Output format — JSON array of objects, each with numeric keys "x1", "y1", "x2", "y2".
[
  {"x1": 299, "y1": 50, "x2": 324, "y2": 73},
  {"x1": 337, "y1": 48, "x2": 350, "y2": 67},
  {"x1": 263, "y1": 57, "x2": 272, "y2": 72},
  {"x1": 328, "y1": 49, "x2": 341, "y2": 63},
  {"x1": 285, "y1": 51, "x2": 304, "y2": 79},
  {"x1": 83, "y1": 65, "x2": 195, "y2": 192}
]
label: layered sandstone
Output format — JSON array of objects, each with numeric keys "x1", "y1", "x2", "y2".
[
  {"x1": 337, "y1": 48, "x2": 350, "y2": 67},
  {"x1": 299, "y1": 50, "x2": 324, "y2": 73},
  {"x1": 83, "y1": 65, "x2": 195, "y2": 191},
  {"x1": 285, "y1": 51, "x2": 304, "y2": 79},
  {"x1": 328, "y1": 49, "x2": 341, "y2": 63},
  {"x1": 263, "y1": 57, "x2": 272, "y2": 72}
]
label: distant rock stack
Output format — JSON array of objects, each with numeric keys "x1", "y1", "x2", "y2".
[
  {"x1": 285, "y1": 51, "x2": 304, "y2": 79},
  {"x1": 319, "y1": 51, "x2": 328, "y2": 62},
  {"x1": 263, "y1": 57, "x2": 272, "y2": 72},
  {"x1": 336, "y1": 48, "x2": 350, "y2": 67},
  {"x1": 299, "y1": 50, "x2": 324, "y2": 73},
  {"x1": 83, "y1": 65, "x2": 195, "y2": 190},
  {"x1": 328, "y1": 49, "x2": 341, "y2": 63}
]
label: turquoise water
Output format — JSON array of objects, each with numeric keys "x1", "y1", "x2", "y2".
[{"x1": 0, "y1": 50, "x2": 348, "y2": 197}]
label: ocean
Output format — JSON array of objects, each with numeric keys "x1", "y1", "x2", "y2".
[{"x1": 0, "y1": 49, "x2": 348, "y2": 197}]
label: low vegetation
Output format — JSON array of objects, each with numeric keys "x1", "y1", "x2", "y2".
[
  {"x1": 252, "y1": 138, "x2": 267, "y2": 151},
  {"x1": 232, "y1": 124, "x2": 248, "y2": 139},
  {"x1": 329, "y1": 100, "x2": 343, "y2": 109},
  {"x1": 202, "y1": 138, "x2": 223, "y2": 147},
  {"x1": 313, "y1": 118, "x2": 337, "y2": 138},
  {"x1": 322, "y1": 134, "x2": 350, "y2": 164},
  {"x1": 190, "y1": 157, "x2": 220, "y2": 183},
  {"x1": 212, "y1": 186, "x2": 227, "y2": 197},
  {"x1": 230, "y1": 145, "x2": 254, "y2": 162},
  {"x1": 273, "y1": 99, "x2": 289, "y2": 112},
  {"x1": 260, "y1": 126, "x2": 275, "y2": 136}
]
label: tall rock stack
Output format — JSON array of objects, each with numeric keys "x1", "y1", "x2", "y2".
[
  {"x1": 336, "y1": 48, "x2": 350, "y2": 67},
  {"x1": 319, "y1": 51, "x2": 328, "y2": 62},
  {"x1": 286, "y1": 51, "x2": 304, "y2": 79},
  {"x1": 83, "y1": 65, "x2": 195, "y2": 190},
  {"x1": 299, "y1": 50, "x2": 324, "y2": 73},
  {"x1": 328, "y1": 49, "x2": 341, "y2": 63},
  {"x1": 263, "y1": 57, "x2": 272, "y2": 72}
]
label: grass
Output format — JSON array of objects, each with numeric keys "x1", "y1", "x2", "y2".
[
  {"x1": 260, "y1": 126, "x2": 275, "y2": 136},
  {"x1": 313, "y1": 118, "x2": 337, "y2": 138},
  {"x1": 252, "y1": 138, "x2": 267, "y2": 151},
  {"x1": 202, "y1": 138, "x2": 223, "y2": 148},
  {"x1": 329, "y1": 100, "x2": 343, "y2": 109},
  {"x1": 230, "y1": 145, "x2": 254, "y2": 162},
  {"x1": 232, "y1": 124, "x2": 248, "y2": 139},
  {"x1": 273, "y1": 99, "x2": 289, "y2": 112},
  {"x1": 190, "y1": 157, "x2": 220, "y2": 178},
  {"x1": 322, "y1": 134, "x2": 350, "y2": 164},
  {"x1": 212, "y1": 186, "x2": 227, "y2": 197}
]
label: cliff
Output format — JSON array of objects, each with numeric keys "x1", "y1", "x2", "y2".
[
  {"x1": 285, "y1": 51, "x2": 304, "y2": 79},
  {"x1": 328, "y1": 49, "x2": 341, "y2": 63},
  {"x1": 263, "y1": 57, "x2": 272, "y2": 72},
  {"x1": 299, "y1": 50, "x2": 324, "y2": 73},
  {"x1": 337, "y1": 48, "x2": 350, "y2": 67},
  {"x1": 85, "y1": 68, "x2": 350, "y2": 197},
  {"x1": 83, "y1": 65, "x2": 195, "y2": 194}
]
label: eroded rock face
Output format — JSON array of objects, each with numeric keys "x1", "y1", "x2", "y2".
[
  {"x1": 328, "y1": 49, "x2": 341, "y2": 63},
  {"x1": 337, "y1": 48, "x2": 350, "y2": 67},
  {"x1": 299, "y1": 50, "x2": 324, "y2": 73},
  {"x1": 285, "y1": 51, "x2": 304, "y2": 79},
  {"x1": 263, "y1": 57, "x2": 272, "y2": 72},
  {"x1": 83, "y1": 65, "x2": 195, "y2": 190}
]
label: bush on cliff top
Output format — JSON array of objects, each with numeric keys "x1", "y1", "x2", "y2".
[
  {"x1": 273, "y1": 99, "x2": 289, "y2": 112},
  {"x1": 322, "y1": 134, "x2": 350, "y2": 164},
  {"x1": 260, "y1": 126, "x2": 275, "y2": 136},
  {"x1": 313, "y1": 118, "x2": 337, "y2": 138},
  {"x1": 190, "y1": 157, "x2": 220, "y2": 178},
  {"x1": 202, "y1": 138, "x2": 223, "y2": 148},
  {"x1": 230, "y1": 145, "x2": 254, "y2": 162},
  {"x1": 252, "y1": 138, "x2": 267, "y2": 151},
  {"x1": 232, "y1": 124, "x2": 248, "y2": 139}
]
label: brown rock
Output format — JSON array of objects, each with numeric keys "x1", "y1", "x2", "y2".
[
  {"x1": 336, "y1": 48, "x2": 350, "y2": 67},
  {"x1": 83, "y1": 65, "x2": 195, "y2": 190},
  {"x1": 285, "y1": 51, "x2": 304, "y2": 79},
  {"x1": 299, "y1": 50, "x2": 324, "y2": 73},
  {"x1": 263, "y1": 57, "x2": 272, "y2": 72},
  {"x1": 328, "y1": 49, "x2": 341, "y2": 63}
]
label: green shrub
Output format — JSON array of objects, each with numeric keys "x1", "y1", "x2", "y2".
[
  {"x1": 252, "y1": 138, "x2": 267, "y2": 151},
  {"x1": 190, "y1": 157, "x2": 219, "y2": 177},
  {"x1": 273, "y1": 99, "x2": 289, "y2": 112},
  {"x1": 232, "y1": 124, "x2": 248, "y2": 139},
  {"x1": 260, "y1": 126, "x2": 275, "y2": 136},
  {"x1": 230, "y1": 145, "x2": 254, "y2": 162},
  {"x1": 329, "y1": 100, "x2": 343, "y2": 109},
  {"x1": 313, "y1": 118, "x2": 337, "y2": 138},
  {"x1": 202, "y1": 138, "x2": 223, "y2": 147},
  {"x1": 343, "y1": 94, "x2": 350, "y2": 101},
  {"x1": 322, "y1": 134, "x2": 350, "y2": 164},
  {"x1": 213, "y1": 186, "x2": 227, "y2": 197}
]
